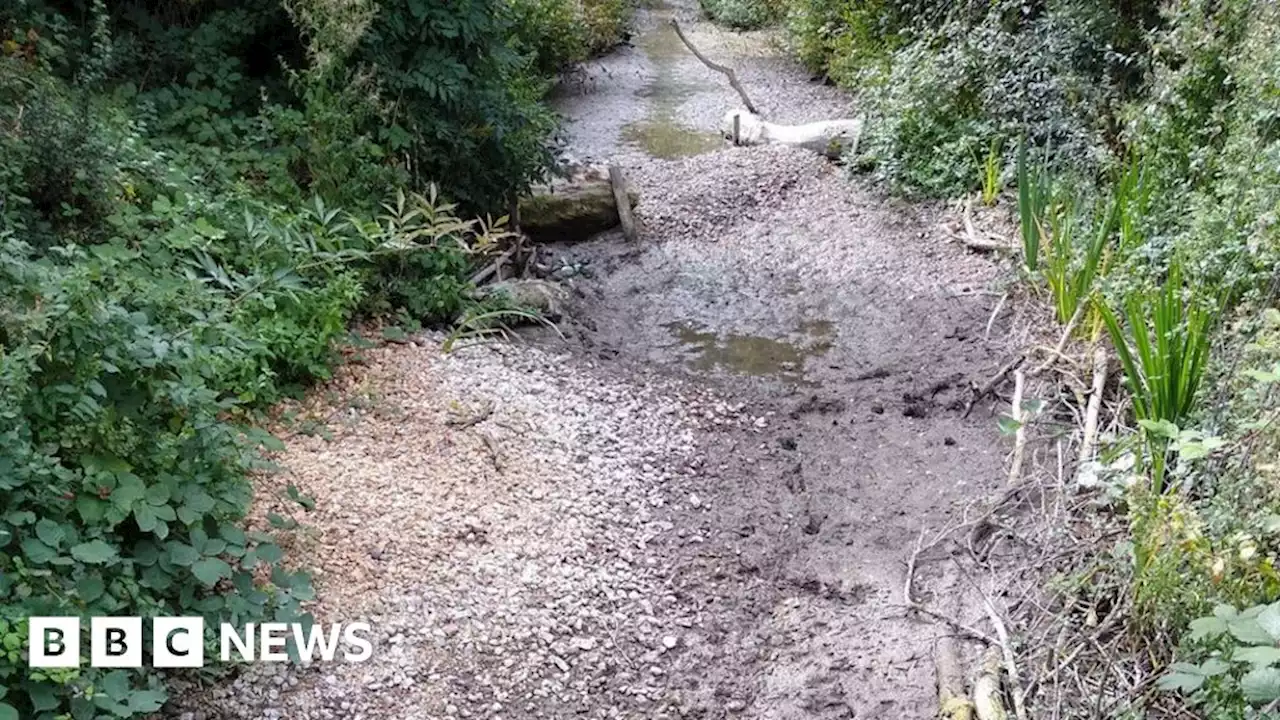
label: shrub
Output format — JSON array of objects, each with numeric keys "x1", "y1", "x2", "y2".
[
  {"x1": 354, "y1": 0, "x2": 558, "y2": 213},
  {"x1": 0, "y1": 231, "x2": 315, "y2": 719},
  {"x1": 701, "y1": 0, "x2": 784, "y2": 30}
]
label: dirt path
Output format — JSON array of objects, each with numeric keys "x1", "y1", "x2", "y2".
[{"x1": 176, "y1": 5, "x2": 1011, "y2": 719}]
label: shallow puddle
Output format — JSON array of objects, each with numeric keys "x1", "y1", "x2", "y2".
[
  {"x1": 621, "y1": 8, "x2": 724, "y2": 159},
  {"x1": 666, "y1": 320, "x2": 834, "y2": 381}
]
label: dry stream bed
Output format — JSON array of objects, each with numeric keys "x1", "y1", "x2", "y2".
[{"x1": 174, "y1": 4, "x2": 1020, "y2": 718}]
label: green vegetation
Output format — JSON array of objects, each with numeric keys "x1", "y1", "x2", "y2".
[
  {"x1": 700, "y1": 0, "x2": 785, "y2": 30},
  {"x1": 0, "y1": 0, "x2": 629, "y2": 716}
]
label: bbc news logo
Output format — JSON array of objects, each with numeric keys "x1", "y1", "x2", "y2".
[{"x1": 28, "y1": 617, "x2": 373, "y2": 668}]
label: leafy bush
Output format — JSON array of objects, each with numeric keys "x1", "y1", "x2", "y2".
[
  {"x1": 701, "y1": 0, "x2": 784, "y2": 30},
  {"x1": 353, "y1": 0, "x2": 558, "y2": 213},
  {"x1": 0, "y1": 230, "x2": 315, "y2": 719}
]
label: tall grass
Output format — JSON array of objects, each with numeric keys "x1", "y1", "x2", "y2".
[
  {"x1": 1043, "y1": 194, "x2": 1116, "y2": 325},
  {"x1": 981, "y1": 139, "x2": 1002, "y2": 206},
  {"x1": 1017, "y1": 140, "x2": 1051, "y2": 272},
  {"x1": 1099, "y1": 260, "x2": 1215, "y2": 491}
]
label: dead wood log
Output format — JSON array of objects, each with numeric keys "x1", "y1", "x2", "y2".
[
  {"x1": 669, "y1": 19, "x2": 759, "y2": 115},
  {"x1": 973, "y1": 648, "x2": 1009, "y2": 720},
  {"x1": 519, "y1": 174, "x2": 639, "y2": 242},
  {"x1": 721, "y1": 109, "x2": 864, "y2": 158}
]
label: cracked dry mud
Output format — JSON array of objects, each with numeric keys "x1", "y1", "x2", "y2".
[{"x1": 175, "y1": 3, "x2": 1012, "y2": 719}]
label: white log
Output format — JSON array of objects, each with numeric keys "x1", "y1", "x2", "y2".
[{"x1": 720, "y1": 109, "x2": 864, "y2": 159}]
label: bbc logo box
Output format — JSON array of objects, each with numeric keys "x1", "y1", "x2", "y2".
[{"x1": 29, "y1": 617, "x2": 205, "y2": 668}]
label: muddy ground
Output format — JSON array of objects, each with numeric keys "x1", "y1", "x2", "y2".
[{"x1": 176, "y1": 3, "x2": 1018, "y2": 719}]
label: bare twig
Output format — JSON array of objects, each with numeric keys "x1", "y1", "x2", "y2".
[
  {"x1": 903, "y1": 528, "x2": 999, "y2": 645},
  {"x1": 1030, "y1": 305, "x2": 1083, "y2": 376},
  {"x1": 965, "y1": 355, "x2": 1026, "y2": 419},
  {"x1": 469, "y1": 248, "x2": 518, "y2": 286},
  {"x1": 985, "y1": 292, "x2": 1009, "y2": 342},
  {"x1": 669, "y1": 20, "x2": 760, "y2": 115},
  {"x1": 976, "y1": 587, "x2": 1029, "y2": 720},
  {"x1": 1076, "y1": 348, "x2": 1108, "y2": 480},
  {"x1": 1007, "y1": 369, "x2": 1027, "y2": 486}
]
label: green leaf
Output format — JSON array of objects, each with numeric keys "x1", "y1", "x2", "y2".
[
  {"x1": 101, "y1": 670, "x2": 130, "y2": 700},
  {"x1": 1157, "y1": 664, "x2": 1206, "y2": 693},
  {"x1": 1258, "y1": 603, "x2": 1280, "y2": 641},
  {"x1": 1231, "y1": 617, "x2": 1277, "y2": 646},
  {"x1": 77, "y1": 574, "x2": 105, "y2": 603},
  {"x1": 1189, "y1": 615, "x2": 1229, "y2": 641},
  {"x1": 0, "y1": 702, "x2": 17, "y2": 720},
  {"x1": 128, "y1": 689, "x2": 166, "y2": 713},
  {"x1": 35, "y1": 519, "x2": 65, "y2": 548},
  {"x1": 71, "y1": 540, "x2": 119, "y2": 564},
  {"x1": 1200, "y1": 658, "x2": 1232, "y2": 676},
  {"x1": 1242, "y1": 666, "x2": 1280, "y2": 702},
  {"x1": 21, "y1": 537, "x2": 58, "y2": 564},
  {"x1": 254, "y1": 543, "x2": 284, "y2": 564},
  {"x1": 167, "y1": 542, "x2": 200, "y2": 566},
  {"x1": 1235, "y1": 646, "x2": 1280, "y2": 667},
  {"x1": 28, "y1": 682, "x2": 57, "y2": 711},
  {"x1": 996, "y1": 414, "x2": 1021, "y2": 435},
  {"x1": 134, "y1": 503, "x2": 158, "y2": 532},
  {"x1": 192, "y1": 557, "x2": 232, "y2": 586}
]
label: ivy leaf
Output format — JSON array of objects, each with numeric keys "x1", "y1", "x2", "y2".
[
  {"x1": 192, "y1": 557, "x2": 232, "y2": 586},
  {"x1": 71, "y1": 540, "x2": 119, "y2": 564}
]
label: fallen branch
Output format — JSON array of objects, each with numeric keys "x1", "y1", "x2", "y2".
[
  {"x1": 903, "y1": 528, "x2": 999, "y2": 646},
  {"x1": 984, "y1": 292, "x2": 1008, "y2": 342},
  {"x1": 981, "y1": 596, "x2": 1029, "y2": 720},
  {"x1": 973, "y1": 648, "x2": 1009, "y2": 720},
  {"x1": 961, "y1": 197, "x2": 1009, "y2": 253},
  {"x1": 1076, "y1": 347, "x2": 1108, "y2": 481},
  {"x1": 964, "y1": 355, "x2": 1025, "y2": 418},
  {"x1": 1007, "y1": 369, "x2": 1027, "y2": 486},
  {"x1": 608, "y1": 164, "x2": 638, "y2": 242},
  {"x1": 1030, "y1": 304, "x2": 1083, "y2": 376},
  {"x1": 469, "y1": 248, "x2": 517, "y2": 286},
  {"x1": 670, "y1": 19, "x2": 760, "y2": 115}
]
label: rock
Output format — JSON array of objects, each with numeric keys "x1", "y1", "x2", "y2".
[
  {"x1": 520, "y1": 175, "x2": 640, "y2": 243},
  {"x1": 662, "y1": 635, "x2": 679, "y2": 649}
]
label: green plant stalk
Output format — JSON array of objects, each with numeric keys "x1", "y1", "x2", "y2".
[
  {"x1": 1017, "y1": 140, "x2": 1048, "y2": 273},
  {"x1": 1100, "y1": 262, "x2": 1214, "y2": 491}
]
